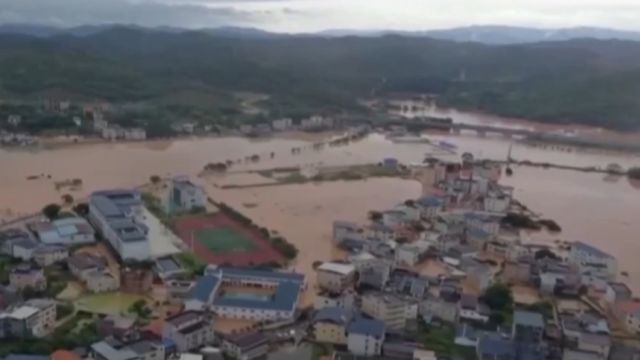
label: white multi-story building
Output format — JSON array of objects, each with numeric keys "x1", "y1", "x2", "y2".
[
  {"x1": 163, "y1": 311, "x2": 214, "y2": 352},
  {"x1": 569, "y1": 241, "x2": 618, "y2": 279},
  {"x1": 272, "y1": 118, "x2": 293, "y2": 131},
  {"x1": 316, "y1": 262, "x2": 356, "y2": 294},
  {"x1": 123, "y1": 128, "x2": 147, "y2": 140},
  {"x1": 170, "y1": 176, "x2": 207, "y2": 212},
  {"x1": 89, "y1": 190, "x2": 151, "y2": 261},
  {"x1": 0, "y1": 299, "x2": 56, "y2": 339},
  {"x1": 395, "y1": 240, "x2": 431, "y2": 267},
  {"x1": 346, "y1": 317, "x2": 385, "y2": 356},
  {"x1": 361, "y1": 293, "x2": 418, "y2": 331}
]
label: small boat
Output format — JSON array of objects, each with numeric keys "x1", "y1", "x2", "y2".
[{"x1": 389, "y1": 136, "x2": 431, "y2": 144}]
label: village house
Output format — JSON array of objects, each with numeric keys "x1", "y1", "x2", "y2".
[
  {"x1": 476, "y1": 333, "x2": 543, "y2": 360},
  {"x1": 221, "y1": 332, "x2": 269, "y2": 360},
  {"x1": 85, "y1": 269, "x2": 119, "y2": 293},
  {"x1": 90, "y1": 337, "x2": 164, "y2": 360},
  {"x1": 455, "y1": 323, "x2": 480, "y2": 348},
  {"x1": 316, "y1": 262, "x2": 356, "y2": 294},
  {"x1": 569, "y1": 241, "x2": 618, "y2": 279},
  {"x1": 483, "y1": 186, "x2": 513, "y2": 214},
  {"x1": 367, "y1": 223, "x2": 395, "y2": 242},
  {"x1": 7, "y1": 114, "x2": 21, "y2": 126},
  {"x1": 462, "y1": 260, "x2": 494, "y2": 292},
  {"x1": 389, "y1": 274, "x2": 430, "y2": 300},
  {"x1": 314, "y1": 290, "x2": 357, "y2": 311},
  {"x1": 29, "y1": 217, "x2": 96, "y2": 246},
  {"x1": 604, "y1": 282, "x2": 632, "y2": 307},
  {"x1": 312, "y1": 307, "x2": 353, "y2": 344},
  {"x1": 464, "y1": 212, "x2": 501, "y2": 236},
  {"x1": 502, "y1": 258, "x2": 532, "y2": 285},
  {"x1": 560, "y1": 312, "x2": 610, "y2": 346},
  {"x1": 458, "y1": 294, "x2": 490, "y2": 323},
  {"x1": 382, "y1": 209, "x2": 407, "y2": 228},
  {"x1": 120, "y1": 267, "x2": 153, "y2": 294},
  {"x1": 163, "y1": 311, "x2": 214, "y2": 352},
  {"x1": 395, "y1": 240, "x2": 431, "y2": 267},
  {"x1": 333, "y1": 221, "x2": 362, "y2": 243},
  {"x1": 419, "y1": 296, "x2": 458, "y2": 323},
  {"x1": 466, "y1": 227, "x2": 492, "y2": 250},
  {"x1": 271, "y1": 118, "x2": 293, "y2": 131},
  {"x1": 614, "y1": 300, "x2": 640, "y2": 334},
  {"x1": 9, "y1": 263, "x2": 46, "y2": 291},
  {"x1": 0, "y1": 285, "x2": 19, "y2": 311},
  {"x1": 577, "y1": 333, "x2": 611, "y2": 358},
  {"x1": 361, "y1": 292, "x2": 418, "y2": 331},
  {"x1": 32, "y1": 245, "x2": 68, "y2": 266},
  {"x1": 358, "y1": 264, "x2": 392, "y2": 291},
  {"x1": 346, "y1": 317, "x2": 385, "y2": 357},
  {"x1": 68, "y1": 252, "x2": 118, "y2": 292},
  {"x1": 485, "y1": 240, "x2": 510, "y2": 259},
  {"x1": 97, "y1": 315, "x2": 138, "y2": 341},
  {"x1": 415, "y1": 195, "x2": 444, "y2": 219},
  {"x1": 11, "y1": 238, "x2": 39, "y2": 261},
  {"x1": 512, "y1": 310, "x2": 545, "y2": 343},
  {"x1": 0, "y1": 299, "x2": 56, "y2": 339},
  {"x1": 170, "y1": 176, "x2": 207, "y2": 212}
]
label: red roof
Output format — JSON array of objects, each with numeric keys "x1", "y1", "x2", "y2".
[{"x1": 51, "y1": 350, "x2": 81, "y2": 360}]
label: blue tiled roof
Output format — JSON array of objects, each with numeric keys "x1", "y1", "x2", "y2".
[
  {"x1": 213, "y1": 280, "x2": 301, "y2": 312},
  {"x1": 417, "y1": 195, "x2": 443, "y2": 207},
  {"x1": 314, "y1": 307, "x2": 352, "y2": 325},
  {"x1": 477, "y1": 334, "x2": 515, "y2": 357},
  {"x1": 219, "y1": 267, "x2": 305, "y2": 283},
  {"x1": 573, "y1": 241, "x2": 612, "y2": 259},
  {"x1": 189, "y1": 275, "x2": 219, "y2": 302},
  {"x1": 513, "y1": 310, "x2": 544, "y2": 328},
  {"x1": 467, "y1": 227, "x2": 490, "y2": 239},
  {"x1": 347, "y1": 317, "x2": 385, "y2": 337}
]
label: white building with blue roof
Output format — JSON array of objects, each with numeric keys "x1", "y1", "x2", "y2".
[
  {"x1": 185, "y1": 267, "x2": 305, "y2": 321},
  {"x1": 89, "y1": 189, "x2": 151, "y2": 261},
  {"x1": 346, "y1": 317, "x2": 385, "y2": 356},
  {"x1": 569, "y1": 241, "x2": 618, "y2": 279}
]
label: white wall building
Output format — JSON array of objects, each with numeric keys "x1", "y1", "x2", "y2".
[
  {"x1": 30, "y1": 217, "x2": 95, "y2": 245},
  {"x1": 569, "y1": 241, "x2": 618, "y2": 279},
  {"x1": 170, "y1": 176, "x2": 207, "y2": 212},
  {"x1": 316, "y1": 262, "x2": 356, "y2": 294},
  {"x1": 361, "y1": 293, "x2": 417, "y2": 331},
  {"x1": 347, "y1": 317, "x2": 385, "y2": 357},
  {"x1": 89, "y1": 190, "x2": 151, "y2": 261}
]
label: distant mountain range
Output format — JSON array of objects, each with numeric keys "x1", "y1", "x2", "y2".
[{"x1": 2, "y1": 23, "x2": 640, "y2": 44}]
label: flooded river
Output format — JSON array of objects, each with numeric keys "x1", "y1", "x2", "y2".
[{"x1": 1, "y1": 108, "x2": 640, "y2": 291}]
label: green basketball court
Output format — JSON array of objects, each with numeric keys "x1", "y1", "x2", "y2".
[{"x1": 194, "y1": 227, "x2": 257, "y2": 252}]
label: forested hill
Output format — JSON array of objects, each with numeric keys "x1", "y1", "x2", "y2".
[{"x1": 1, "y1": 28, "x2": 640, "y2": 130}]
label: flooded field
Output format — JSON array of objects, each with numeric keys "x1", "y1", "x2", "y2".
[{"x1": 1, "y1": 107, "x2": 640, "y2": 291}]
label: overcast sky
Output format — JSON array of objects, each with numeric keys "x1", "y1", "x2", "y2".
[{"x1": 2, "y1": 0, "x2": 640, "y2": 32}]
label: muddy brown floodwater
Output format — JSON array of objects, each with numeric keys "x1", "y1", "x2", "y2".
[{"x1": 1, "y1": 107, "x2": 640, "y2": 293}]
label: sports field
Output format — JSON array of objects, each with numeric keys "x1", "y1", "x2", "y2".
[
  {"x1": 195, "y1": 227, "x2": 257, "y2": 252},
  {"x1": 173, "y1": 212, "x2": 283, "y2": 266}
]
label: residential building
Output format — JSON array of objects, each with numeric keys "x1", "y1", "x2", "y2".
[
  {"x1": 272, "y1": 118, "x2": 293, "y2": 131},
  {"x1": 97, "y1": 315, "x2": 138, "y2": 341},
  {"x1": 221, "y1": 332, "x2": 269, "y2": 360},
  {"x1": 163, "y1": 311, "x2": 214, "y2": 352},
  {"x1": 90, "y1": 337, "x2": 163, "y2": 360},
  {"x1": 170, "y1": 176, "x2": 207, "y2": 212},
  {"x1": 0, "y1": 299, "x2": 56, "y2": 338},
  {"x1": 455, "y1": 323, "x2": 480, "y2": 347},
  {"x1": 382, "y1": 210, "x2": 406, "y2": 227},
  {"x1": 463, "y1": 260, "x2": 494, "y2": 292},
  {"x1": 503, "y1": 259, "x2": 532, "y2": 285},
  {"x1": 314, "y1": 290, "x2": 357, "y2": 311},
  {"x1": 416, "y1": 195, "x2": 444, "y2": 219},
  {"x1": 69, "y1": 252, "x2": 108, "y2": 279},
  {"x1": 89, "y1": 189, "x2": 151, "y2": 261},
  {"x1": 395, "y1": 240, "x2": 431, "y2": 267},
  {"x1": 367, "y1": 223, "x2": 395, "y2": 242},
  {"x1": 32, "y1": 245, "x2": 68, "y2": 266},
  {"x1": 605, "y1": 282, "x2": 632, "y2": 305},
  {"x1": 123, "y1": 128, "x2": 146, "y2": 140},
  {"x1": 512, "y1": 310, "x2": 545, "y2": 343},
  {"x1": 185, "y1": 267, "x2": 305, "y2": 321},
  {"x1": 316, "y1": 262, "x2": 356, "y2": 294},
  {"x1": 420, "y1": 296, "x2": 458, "y2": 323},
  {"x1": 346, "y1": 317, "x2": 385, "y2": 356},
  {"x1": 563, "y1": 349, "x2": 602, "y2": 360},
  {"x1": 9, "y1": 263, "x2": 46, "y2": 291},
  {"x1": 569, "y1": 241, "x2": 618, "y2": 279},
  {"x1": 458, "y1": 294, "x2": 489, "y2": 323},
  {"x1": 614, "y1": 300, "x2": 640, "y2": 334},
  {"x1": 312, "y1": 307, "x2": 352, "y2": 344},
  {"x1": 0, "y1": 285, "x2": 19, "y2": 310},
  {"x1": 85, "y1": 269, "x2": 119, "y2": 293},
  {"x1": 11, "y1": 238, "x2": 39, "y2": 261},
  {"x1": 464, "y1": 212, "x2": 501, "y2": 235},
  {"x1": 333, "y1": 221, "x2": 361, "y2": 243},
  {"x1": 120, "y1": 267, "x2": 153, "y2": 294},
  {"x1": 361, "y1": 292, "x2": 418, "y2": 331},
  {"x1": 7, "y1": 114, "x2": 21, "y2": 126},
  {"x1": 577, "y1": 333, "x2": 611, "y2": 358},
  {"x1": 29, "y1": 217, "x2": 95, "y2": 245}
]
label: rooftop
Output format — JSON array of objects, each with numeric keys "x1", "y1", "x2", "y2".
[
  {"x1": 314, "y1": 306, "x2": 352, "y2": 325},
  {"x1": 166, "y1": 310, "x2": 202, "y2": 328},
  {"x1": 91, "y1": 340, "x2": 139, "y2": 360},
  {"x1": 189, "y1": 275, "x2": 220, "y2": 303},
  {"x1": 347, "y1": 317, "x2": 385, "y2": 338},
  {"x1": 513, "y1": 310, "x2": 545, "y2": 328},
  {"x1": 573, "y1": 241, "x2": 613, "y2": 259},
  {"x1": 1, "y1": 305, "x2": 39, "y2": 320},
  {"x1": 317, "y1": 262, "x2": 355, "y2": 276},
  {"x1": 68, "y1": 253, "x2": 107, "y2": 271},
  {"x1": 224, "y1": 332, "x2": 268, "y2": 350}
]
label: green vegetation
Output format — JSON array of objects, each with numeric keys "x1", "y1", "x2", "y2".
[
  {"x1": 129, "y1": 299, "x2": 152, "y2": 318},
  {"x1": 41, "y1": 203, "x2": 61, "y2": 220},
  {"x1": 419, "y1": 323, "x2": 477, "y2": 360},
  {"x1": 175, "y1": 251, "x2": 206, "y2": 277},
  {"x1": 524, "y1": 301, "x2": 554, "y2": 319},
  {"x1": 56, "y1": 302, "x2": 74, "y2": 320},
  {"x1": 481, "y1": 284, "x2": 514, "y2": 326},
  {"x1": 1, "y1": 30, "x2": 640, "y2": 130},
  {"x1": 195, "y1": 227, "x2": 257, "y2": 252},
  {"x1": 75, "y1": 292, "x2": 146, "y2": 315}
]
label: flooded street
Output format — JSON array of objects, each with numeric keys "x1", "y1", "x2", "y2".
[{"x1": 1, "y1": 107, "x2": 640, "y2": 291}]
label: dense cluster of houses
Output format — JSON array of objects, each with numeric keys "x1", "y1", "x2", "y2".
[
  {"x1": 304, "y1": 158, "x2": 638, "y2": 359},
  {"x1": 239, "y1": 115, "x2": 335, "y2": 136}
]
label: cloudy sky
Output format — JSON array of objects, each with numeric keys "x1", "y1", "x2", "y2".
[{"x1": 1, "y1": 0, "x2": 640, "y2": 32}]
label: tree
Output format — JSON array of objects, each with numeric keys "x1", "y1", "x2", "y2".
[
  {"x1": 42, "y1": 203, "x2": 61, "y2": 220},
  {"x1": 628, "y1": 167, "x2": 640, "y2": 180},
  {"x1": 73, "y1": 203, "x2": 90, "y2": 216},
  {"x1": 368, "y1": 211, "x2": 383, "y2": 221},
  {"x1": 61, "y1": 194, "x2": 74, "y2": 205},
  {"x1": 149, "y1": 175, "x2": 161, "y2": 184},
  {"x1": 481, "y1": 284, "x2": 513, "y2": 311}
]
